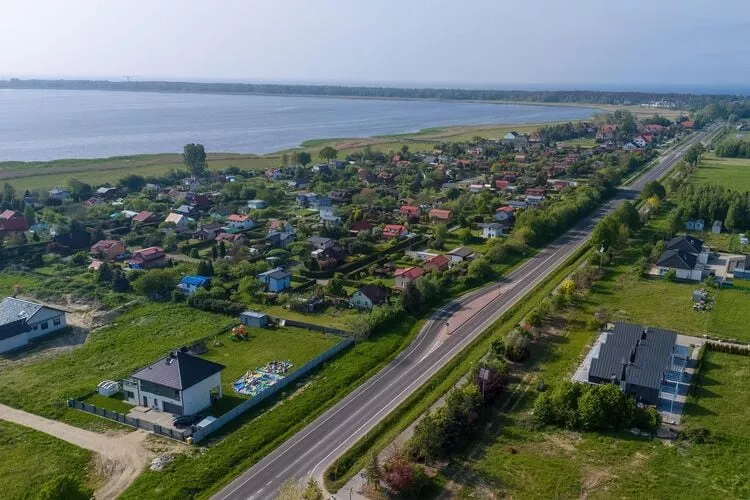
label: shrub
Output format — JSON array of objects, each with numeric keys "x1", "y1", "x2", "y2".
[
  {"x1": 677, "y1": 426, "x2": 712, "y2": 444},
  {"x1": 504, "y1": 329, "x2": 531, "y2": 362}
]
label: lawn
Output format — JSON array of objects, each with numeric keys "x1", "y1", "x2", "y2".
[
  {"x1": 446, "y1": 305, "x2": 750, "y2": 499},
  {"x1": 0, "y1": 302, "x2": 235, "y2": 420},
  {"x1": 559, "y1": 137, "x2": 597, "y2": 148},
  {"x1": 691, "y1": 155, "x2": 750, "y2": 192},
  {"x1": 200, "y1": 326, "x2": 340, "y2": 410},
  {"x1": 0, "y1": 420, "x2": 96, "y2": 499},
  {"x1": 250, "y1": 304, "x2": 361, "y2": 331},
  {"x1": 0, "y1": 271, "x2": 41, "y2": 296}
]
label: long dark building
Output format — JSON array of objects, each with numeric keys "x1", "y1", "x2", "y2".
[{"x1": 588, "y1": 322, "x2": 684, "y2": 405}]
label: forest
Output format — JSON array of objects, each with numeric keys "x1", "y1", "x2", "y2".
[{"x1": 0, "y1": 78, "x2": 741, "y2": 108}]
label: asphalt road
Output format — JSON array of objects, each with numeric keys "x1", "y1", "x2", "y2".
[{"x1": 213, "y1": 126, "x2": 719, "y2": 500}]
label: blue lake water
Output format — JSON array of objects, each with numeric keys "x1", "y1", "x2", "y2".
[{"x1": 0, "y1": 89, "x2": 594, "y2": 161}]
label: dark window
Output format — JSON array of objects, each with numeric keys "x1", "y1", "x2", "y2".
[
  {"x1": 40, "y1": 321, "x2": 48, "y2": 330},
  {"x1": 53, "y1": 317, "x2": 61, "y2": 326},
  {"x1": 140, "y1": 380, "x2": 180, "y2": 401},
  {"x1": 125, "y1": 390, "x2": 135, "y2": 399}
]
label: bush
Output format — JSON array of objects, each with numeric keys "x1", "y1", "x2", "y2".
[
  {"x1": 504, "y1": 329, "x2": 531, "y2": 362},
  {"x1": 677, "y1": 426, "x2": 712, "y2": 444}
]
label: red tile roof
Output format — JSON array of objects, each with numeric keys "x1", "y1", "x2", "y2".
[
  {"x1": 132, "y1": 211, "x2": 154, "y2": 223},
  {"x1": 400, "y1": 205, "x2": 420, "y2": 215},
  {"x1": 425, "y1": 254, "x2": 450, "y2": 270},
  {"x1": 496, "y1": 205, "x2": 514, "y2": 213},
  {"x1": 429, "y1": 208, "x2": 452, "y2": 220},
  {"x1": 394, "y1": 267, "x2": 424, "y2": 280}
]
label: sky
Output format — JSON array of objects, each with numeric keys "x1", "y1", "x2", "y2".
[{"x1": 1, "y1": 0, "x2": 749, "y2": 91}]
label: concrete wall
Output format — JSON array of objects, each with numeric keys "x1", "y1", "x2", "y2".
[
  {"x1": 182, "y1": 372, "x2": 221, "y2": 415},
  {"x1": 27, "y1": 309, "x2": 66, "y2": 340}
]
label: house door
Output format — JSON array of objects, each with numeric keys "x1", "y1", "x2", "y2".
[{"x1": 142, "y1": 396, "x2": 148, "y2": 407}]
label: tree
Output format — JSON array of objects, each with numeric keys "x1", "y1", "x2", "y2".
[
  {"x1": 96, "y1": 262, "x2": 112, "y2": 283},
  {"x1": 23, "y1": 205, "x2": 36, "y2": 226},
  {"x1": 400, "y1": 280, "x2": 423, "y2": 314},
  {"x1": 503, "y1": 329, "x2": 530, "y2": 362},
  {"x1": 38, "y1": 475, "x2": 93, "y2": 500},
  {"x1": 67, "y1": 178, "x2": 92, "y2": 202},
  {"x1": 119, "y1": 174, "x2": 147, "y2": 192},
  {"x1": 281, "y1": 152, "x2": 290, "y2": 167},
  {"x1": 326, "y1": 272, "x2": 346, "y2": 297},
  {"x1": 616, "y1": 201, "x2": 641, "y2": 231},
  {"x1": 277, "y1": 478, "x2": 301, "y2": 500},
  {"x1": 196, "y1": 260, "x2": 214, "y2": 276},
  {"x1": 664, "y1": 268, "x2": 677, "y2": 282},
  {"x1": 666, "y1": 209, "x2": 684, "y2": 237},
  {"x1": 301, "y1": 477, "x2": 324, "y2": 500},
  {"x1": 641, "y1": 181, "x2": 666, "y2": 200},
  {"x1": 560, "y1": 278, "x2": 576, "y2": 297},
  {"x1": 684, "y1": 143, "x2": 705, "y2": 167},
  {"x1": 111, "y1": 267, "x2": 131, "y2": 292},
  {"x1": 318, "y1": 146, "x2": 338, "y2": 162},
  {"x1": 297, "y1": 151, "x2": 312, "y2": 166},
  {"x1": 133, "y1": 269, "x2": 178, "y2": 300},
  {"x1": 2, "y1": 182, "x2": 15, "y2": 203},
  {"x1": 183, "y1": 143, "x2": 208, "y2": 177},
  {"x1": 364, "y1": 452, "x2": 382, "y2": 486}
]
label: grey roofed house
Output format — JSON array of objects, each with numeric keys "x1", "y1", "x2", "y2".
[
  {"x1": 131, "y1": 351, "x2": 225, "y2": 390},
  {"x1": 588, "y1": 322, "x2": 678, "y2": 405},
  {"x1": 657, "y1": 249, "x2": 697, "y2": 270},
  {"x1": 308, "y1": 236, "x2": 334, "y2": 246},
  {"x1": 266, "y1": 269, "x2": 291, "y2": 280},
  {"x1": 449, "y1": 247, "x2": 475, "y2": 259},
  {"x1": 0, "y1": 298, "x2": 43, "y2": 328},
  {"x1": 666, "y1": 235, "x2": 703, "y2": 254}
]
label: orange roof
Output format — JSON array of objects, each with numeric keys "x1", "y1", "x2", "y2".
[
  {"x1": 425, "y1": 254, "x2": 450, "y2": 268},
  {"x1": 429, "y1": 208, "x2": 452, "y2": 219},
  {"x1": 400, "y1": 205, "x2": 420, "y2": 215},
  {"x1": 228, "y1": 214, "x2": 250, "y2": 222},
  {"x1": 394, "y1": 267, "x2": 424, "y2": 280}
]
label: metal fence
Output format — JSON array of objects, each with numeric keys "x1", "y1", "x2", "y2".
[
  {"x1": 192, "y1": 338, "x2": 354, "y2": 443},
  {"x1": 67, "y1": 399, "x2": 190, "y2": 441}
]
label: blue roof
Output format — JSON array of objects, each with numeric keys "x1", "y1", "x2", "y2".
[{"x1": 181, "y1": 275, "x2": 211, "y2": 286}]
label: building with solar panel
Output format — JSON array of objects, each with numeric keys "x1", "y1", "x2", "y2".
[{"x1": 587, "y1": 322, "x2": 690, "y2": 406}]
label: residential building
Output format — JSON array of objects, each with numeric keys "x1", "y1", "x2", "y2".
[
  {"x1": 90, "y1": 240, "x2": 126, "y2": 261},
  {"x1": 495, "y1": 205, "x2": 514, "y2": 222},
  {"x1": 194, "y1": 222, "x2": 223, "y2": 241},
  {"x1": 128, "y1": 246, "x2": 166, "y2": 269},
  {"x1": 122, "y1": 351, "x2": 225, "y2": 415},
  {"x1": 132, "y1": 211, "x2": 157, "y2": 224},
  {"x1": 257, "y1": 268, "x2": 292, "y2": 292},
  {"x1": 399, "y1": 205, "x2": 421, "y2": 221},
  {"x1": 349, "y1": 285, "x2": 387, "y2": 310},
  {"x1": 656, "y1": 236, "x2": 708, "y2": 281},
  {"x1": 350, "y1": 221, "x2": 374, "y2": 234},
  {"x1": 95, "y1": 186, "x2": 118, "y2": 199},
  {"x1": 0, "y1": 298, "x2": 67, "y2": 354},
  {"x1": 0, "y1": 210, "x2": 29, "y2": 232},
  {"x1": 178, "y1": 275, "x2": 211, "y2": 295},
  {"x1": 480, "y1": 223, "x2": 506, "y2": 239},
  {"x1": 448, "y1": 247, "x2": 475, "y2": 262},
  {"x1": 247, "y1": 199, "x2": 267, "y2": 210},
  {"x1": 165, "y1": 213, "x2": 188, "y2": 227},
  {"x1": 732, "y1": 255, "x2": 750, "y2": 280},
  {"x1": 239, "y1": 311, "x2": 269, "y2": 328},
  {"x1": 215, "y1": 233, "x2": 247, "y2": 246},
  {"x1": 394, "y1": 267, "x2": 424, "y2": 289},
  {"x1": 382, "y1": 224, "x2": 407, "y2": 240},
  {"x1": 226, "y1": 214, "x2": 254, "y2": 231},
  {"x1": 423, "y1": 254, "x2": 450, "y2": 272},
  {"x1": 587, "y1": 322, "x2": 686, "y2": 406},
  {"x1": 429, "y1": 208, "x2": 453, "y2": 222},
  {"x1": 48, "y1": 188, "x2": 71, "y2": 201},
  {"x1": 308, "y1": 236, "x2": 335, "y2": 250}
]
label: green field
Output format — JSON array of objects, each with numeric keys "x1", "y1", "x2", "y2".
[
  {"x1": 692, "y1": 155, "x2": 750, "y2": 191},
  {"x1": 0, "y1": 420, "x2": 96, "y2": 499},
  {"x1": 446, "y1": 305, "x2": 750, "y2": 499},
  {"x1": 0, "y1": 302, "x2": 235, "y2": 420}
]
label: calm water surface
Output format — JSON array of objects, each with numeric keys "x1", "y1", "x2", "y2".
[{"x1": 0, "y1": 89, "x2": 594, "y2": 161}]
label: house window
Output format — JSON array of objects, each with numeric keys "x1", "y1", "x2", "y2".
[
  {"x1": 40, "y1": 321, "x2": 48, "y2": 330},
  {"x1": 53, "y1": 317, "x2": 61, "y2": 326},
  {"x1": 125, "y1": 390, "x2": 135, "y2": 399}
]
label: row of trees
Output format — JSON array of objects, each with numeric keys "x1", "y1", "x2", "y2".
[
  {"x1": 676, "y1": 183, "x2": 750, "y2": 230},
  {"x1": 714, "y1": 139, "x2": 750, "y2": 159},
  {"x1": 533, "y1": 381, "x2": 661, "y2": 432}
]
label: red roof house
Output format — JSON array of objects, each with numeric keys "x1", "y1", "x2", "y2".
[
  {"x1": 132, "y1": 211, "x2": 156, "y2": 224},
  {"x1": 128, "y1": 246, "x2": 166, "y2": 269},
  {"x1": 428, "y1": 209, "x2": 453, "y2": 222},
  {"x1": 382, "y1": 224, "x2": 407, "y2": 240},
  {"x1": 424, "y1": 254, "x2": 450, "y2": 272},
  {"x1": 0, "y1": 210, "x2": 28, "y2": 232},
  {"x1": 400, "y1": 205, "x2": 421, "y2": 220},
  {"x1": 394, "y1": 266, "x2": 424, "y2": 289}
]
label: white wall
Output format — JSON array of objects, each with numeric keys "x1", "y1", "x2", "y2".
[
  {"x1": 27, "y1": 309, "x2": 67, "y2": 340},
  {"x1": 182, "y1": 372, "x2": 222, "y2": 415}
]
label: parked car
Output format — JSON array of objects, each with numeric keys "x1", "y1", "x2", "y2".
[{"x1": 172, "y1": 414, "x2": 200, "y2": 428}]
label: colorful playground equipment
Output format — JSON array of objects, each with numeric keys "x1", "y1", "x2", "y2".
[
  {"x1": 233, "y1": 360, "x2": 294, "y2": 397},
  {"x1": 229, "y1": 325, "x2": 249, "y2": 341}
]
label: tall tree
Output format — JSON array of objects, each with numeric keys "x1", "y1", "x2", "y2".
[
  {"x1": 183, "y1": 143, "x2": 208, "y2": 177},
  {"x1": 684, "y1": 143, "x2": 705, "y2": 167},
  {"x1": 297, "y1": 151, "x2": 312, "y2": 166},
  {"x1": 318, "y1": 146, "x2": 338, "y2": 162}
]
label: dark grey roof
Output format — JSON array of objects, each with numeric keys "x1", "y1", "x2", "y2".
[
  {"x1": 657, "y1": 249, "x2": 697, "y2": 270},
  {"x1": 308, "y1": 236, "x2": 333, "y2": 244},
  {"x1": 589, "y1": 322, "x2": 676, "y2": 393},
  {"x1": 0, "y1": 297, "x2": 44, "y2": 327},
  {"x1": 267, "y1": 269, "x2": 290, "y2": 280},
  {"x1": 356, "y1": 285, "x2": 387, "y2": 304},
  {"x1": 0, "y1": 318, "x2": 31, "y2": 341},
  {"x1": 131, "y1": 351, "x2": 225, "y2": 390},
  {"x1": 666, "y1": 235, "x2": 703, "y2": 254},
  {"x1": 449, "y1": 247, "x2": 475, "y2": 258}
]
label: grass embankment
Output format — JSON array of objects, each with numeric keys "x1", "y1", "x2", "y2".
[
  {"x1": 324, "y1": 243, "x2": 592, "y2": 492},
  {"x1": 121, "y1": 318, "x2": 426, "y2": 499},
  {"x1": 0, "y1": 420, "x2": 97, "y2": 499}
]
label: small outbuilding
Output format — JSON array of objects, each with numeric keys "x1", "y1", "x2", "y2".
[{"x1": 240, "y1": 311, "x2": 269, "y2": 328}]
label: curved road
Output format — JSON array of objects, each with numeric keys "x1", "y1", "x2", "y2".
[{"x1": 214, "y1": 126, "x2": 719, "y2": 500}]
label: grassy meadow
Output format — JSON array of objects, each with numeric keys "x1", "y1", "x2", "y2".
[
  {"x1": 691, "y1": 154, "x2": 750, "y2": 192},
  {"x1": 0, "y1": 420, "x2": 96, "y2": 499}
]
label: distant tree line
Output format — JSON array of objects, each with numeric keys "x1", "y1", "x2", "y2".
[
  {"x1": 0, "y1": 78, "x2": 743, "y2": 108},
  {"x1": 714, "y1": 139, "x2": 750, "y2": 158}
]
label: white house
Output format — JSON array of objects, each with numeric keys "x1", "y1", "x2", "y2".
[
  {"x1": 480, "y1": 223, "x2": 505, "y2": 239},
  {"x1": 122, "y1": 351, "x2": 224, "y2": 415},
  {"x1": 247, "y1": 199, "x2": 267, "y2": 210},
  {"x1": 0, "y1": 298, "x2": 67, "y2": 354},
  {"x1": 349, "y1": 285, "x2": 387, "y2": 310},
  {"x1": 226, "y1": 214, "x2": 254, "y2": 231},
  {"x1": 685, "y1": 219, "x2": 705, "y2": 232},
  {"x1": 655, "y1": 235, "x2": 708, "y2": 281}
]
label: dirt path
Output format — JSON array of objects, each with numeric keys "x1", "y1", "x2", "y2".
[{"x1": 0, "y1": 403, "x2": 154, "y2": 499}]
